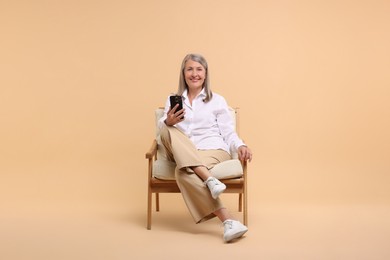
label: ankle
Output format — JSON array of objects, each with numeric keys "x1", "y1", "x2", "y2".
[{"x1": 204, "y1": 176, "x2": 214, "y2": 183}]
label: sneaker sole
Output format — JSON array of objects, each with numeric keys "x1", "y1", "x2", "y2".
[{"x1": 224, "y1": 228, "x2": 248, "y2": 242}]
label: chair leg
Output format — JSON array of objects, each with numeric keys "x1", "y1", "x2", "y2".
[
  {"x1": 238, "y1": 193, "x2": 243, "y2": 212},
  {"x1": 147, "y1": 189, "x2": 152, "y2": 230},
  {"x1": 156, "y1": 193, "x2": 160, "y2": 212},
  {"x1": 243, "y1": 190, "x2": 248, "y2": 226},
  {"x1": 242, "y1": 160, "x2": 248, "y2": 226}
]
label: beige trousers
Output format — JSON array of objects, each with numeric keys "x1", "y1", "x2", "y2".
[{"x1": 160, "y1": 125, "x2": 231, "y2": 223}]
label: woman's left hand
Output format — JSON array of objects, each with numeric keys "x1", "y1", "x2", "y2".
[{"x1": 238, "y1": 146, "x2": 252, "y2": 162}]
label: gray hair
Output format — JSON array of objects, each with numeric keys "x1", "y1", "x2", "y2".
[{"x1": 177, "y1": 53, "x2": 213, "y2": 102}]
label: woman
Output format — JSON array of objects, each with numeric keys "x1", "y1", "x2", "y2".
[{"x1": 158, "y1": 53, "x2": 252, "y2": 242}]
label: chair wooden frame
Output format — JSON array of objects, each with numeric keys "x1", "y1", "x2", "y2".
[{"x1": 145, "y1": 107, "x2": 248, "y2": 230}]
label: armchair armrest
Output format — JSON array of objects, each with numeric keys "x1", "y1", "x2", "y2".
[{"x1": 145, "y1": 139, "x2": 158, "y2": 159}]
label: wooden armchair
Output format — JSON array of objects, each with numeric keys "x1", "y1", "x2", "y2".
[{"x1": 145, "y1": 107, "x2": 248, "y2": 230}]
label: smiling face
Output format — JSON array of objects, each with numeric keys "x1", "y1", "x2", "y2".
[{"x1": 184, "y1": 59, "x2": 206, "y2": 92}]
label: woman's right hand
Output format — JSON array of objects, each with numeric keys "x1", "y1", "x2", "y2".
[{"x1": 164, "y1": 104, "x2": 185, "y2": 126}]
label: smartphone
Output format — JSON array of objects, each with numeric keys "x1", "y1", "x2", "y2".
[
  {"x1": 169, "y1": 95, "x2": 184, "y2": 119},
  {"x1": 169, "y1": 95, "x2": 183, "y2": 111}
]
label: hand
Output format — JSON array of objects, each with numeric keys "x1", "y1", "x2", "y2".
[
  {"x1": 238, "y1": 145, "x2": 252, "y2": 162},
  {"x1": 164, "y1": 104, "x2": 185, "y2": 126}
]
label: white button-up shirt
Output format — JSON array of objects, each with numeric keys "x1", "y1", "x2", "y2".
[{"x1": 158, "y1": 89, "x2": 245, "y2": 154}]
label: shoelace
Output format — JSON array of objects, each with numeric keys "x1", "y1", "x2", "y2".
[
  {"x1": 204, "y1": 177, "x2": 216, "y2": 185},
  {"x1": 223, "y1": 220, "x2": 233, "y2": 230}
]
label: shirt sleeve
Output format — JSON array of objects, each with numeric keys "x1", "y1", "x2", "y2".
[
  {"x1": 216, "y1": 97, "x2": 246, "y2": 152},
  {"x1": 157, "y1": 96, "x2": 171, "y2": 130}
]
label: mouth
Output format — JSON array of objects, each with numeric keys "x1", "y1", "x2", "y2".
[
  {"x1": 187, "y1": 77, "x2": 203, "y2": 86},
  {"x1": 190, "y1": 78, "x2": 201, "y2": 82}
]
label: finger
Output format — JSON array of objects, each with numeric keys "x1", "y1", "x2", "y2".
[
  {"x1": 245, "y1": 151, "x2": 250, "y2": 161},
  {"x1": 174, "y1": 110, "x2": 183, "y2": 117},
  {"x1": 169, "y1": 104, "x2": 179, "y2": 114},
  {"x1": 239, "y1": 150, "x2": 245, "y2": 161},
  {"x1": 175, "y1": 111, "x2": 185, "y2": 121},
  {"x1": 175, "y1": 108, "x2": 185, "y2": 116},
  {"x1": 173, "y1": 103, "x2": 179, "y2": 111},
  {"x1": 241, "y1": 149, "x2": 251, "y2": 162}
]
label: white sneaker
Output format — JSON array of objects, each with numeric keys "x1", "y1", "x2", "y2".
[
  {"x1": 223, "y1": 219, "x2": 248, "y2": 242},
  {"x1": 204, "y1": 177, "x2": 226, "y2": 199}
]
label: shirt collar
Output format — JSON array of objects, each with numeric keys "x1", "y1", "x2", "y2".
[{"x1": 182, "y1": 88, "x2": 207, "y2": 100}]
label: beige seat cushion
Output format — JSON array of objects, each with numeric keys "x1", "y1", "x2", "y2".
[{"x1": 153, "y1": 159, "x2": 243, "y2": 180}]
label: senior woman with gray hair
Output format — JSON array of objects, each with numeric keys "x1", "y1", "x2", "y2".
[{"x1": 158, "y1": 53, "x2": 252, "y2": 242}]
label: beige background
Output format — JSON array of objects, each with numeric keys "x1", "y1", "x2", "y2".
[{"x1": 1, "y1": 0, "x2": 389, "y2": 259}]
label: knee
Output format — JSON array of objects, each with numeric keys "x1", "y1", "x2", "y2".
[{"x1": 175, "y1": 167, "x2": 203, "y2": 187}]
